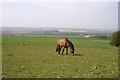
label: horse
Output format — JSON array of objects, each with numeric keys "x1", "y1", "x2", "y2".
[{"x1": 56, "y1": 38, "x2": 75, "y2": 55}]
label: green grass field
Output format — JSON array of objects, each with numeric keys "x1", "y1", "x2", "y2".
[{"x1": 2, "y1": 35, "x2": 118, "y2": 78}]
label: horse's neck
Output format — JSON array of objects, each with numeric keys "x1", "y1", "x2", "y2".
[{"x1": 68, "y1": 41, "x2": 74, "y2": 48}]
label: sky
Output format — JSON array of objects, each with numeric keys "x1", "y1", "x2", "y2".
[{"x1": 0, "y1": 0, "x2": 119, "y2": 29}]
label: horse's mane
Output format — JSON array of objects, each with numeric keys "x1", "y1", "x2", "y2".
[{"x1": 68, "y1": 41, "x2": 74, "y2": 50}]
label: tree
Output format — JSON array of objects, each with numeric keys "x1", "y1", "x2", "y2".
[{"x1": 110, "y1": 31, "x2": 120, "y2": 47}]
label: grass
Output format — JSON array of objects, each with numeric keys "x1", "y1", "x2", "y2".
[
  {"x1": 2, "y1": 36, "x2": 110, "y2": 47},
  {"x1": 2, "y1": 35, "x2": 118, "y2": 78}
]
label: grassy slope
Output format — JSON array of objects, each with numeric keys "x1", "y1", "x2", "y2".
[{"x1": 2, "y1": 36, "x2": 118, "y2": 78}]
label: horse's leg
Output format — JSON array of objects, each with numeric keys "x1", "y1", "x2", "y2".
[
  {"x1": 66, "y1": 46, "x2": 68, "y2": 55},
  {"x1": 56, "y1": 45, "x2": 59, "y2": 52},
  {"x1": 62, "y1": 47, "x2": 65, "y2": 55},
  {"x1": 58, "y1": 51, "x2": 60, "y2": 54},
  {"x1": 58, "y1": 46, "x2": 62, "y2": 54},
  {"x1": 58, "y1": 48, "x2": 60, "y2": 54},
  {"x1": 58, "y1": 47, "x2": 61, "y2": 54}
]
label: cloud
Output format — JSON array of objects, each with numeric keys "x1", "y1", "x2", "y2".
[{"x1": 1, "y1": 2, "x2": 118, "y2": 29}]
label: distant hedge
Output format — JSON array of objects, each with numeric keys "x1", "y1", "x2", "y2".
[{"x1": 94, "y1": 35, "x2": 107, "y2": 39}]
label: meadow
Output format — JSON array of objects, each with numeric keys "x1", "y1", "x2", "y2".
[{"x1": 2, "y1": 35, "x2": 118, "y2": 78}]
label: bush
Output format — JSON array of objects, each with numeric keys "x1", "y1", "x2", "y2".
[{"x1": 110, "y1": 31, "x2": 120, "y2": 47}]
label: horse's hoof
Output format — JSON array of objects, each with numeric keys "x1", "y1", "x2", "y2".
[{"x1": 71, "y1": 54, "x2": 74, "y2": 56}]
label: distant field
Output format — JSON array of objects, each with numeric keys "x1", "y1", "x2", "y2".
[
  {"x1": 58, "y1": 29, "x2": 87, "y2": 33},
  {"x1": 2, "y1": 35, "x2": 118, "y2": 78}
]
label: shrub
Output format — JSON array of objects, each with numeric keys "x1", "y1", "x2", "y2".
[{"x1": 110, "y1": 31, "x2": 120, "y2": 47}]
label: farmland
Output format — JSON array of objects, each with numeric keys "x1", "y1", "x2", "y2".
[{"x1": 2, "y1": 35, "x2": 118, "y2": 78}]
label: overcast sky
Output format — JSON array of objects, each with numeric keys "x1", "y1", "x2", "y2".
[{"x1": 0, "y1": 1, "x2": 118, "y2": 29}]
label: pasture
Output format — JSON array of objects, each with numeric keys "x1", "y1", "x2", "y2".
[{"x1": 2, "y1": 35, "x2": 118, "y2": 78}]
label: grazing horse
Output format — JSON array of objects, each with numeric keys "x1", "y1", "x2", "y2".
[{"x1": 56, "y1": 38, "x2": 74, "y2": 55}]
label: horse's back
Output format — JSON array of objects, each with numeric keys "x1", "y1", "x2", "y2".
[{"x1": 57, "y1": 38, "x2": 68, "y2": 47}]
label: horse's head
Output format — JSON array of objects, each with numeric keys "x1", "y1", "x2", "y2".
[{"x1": 70, "y1": 46, "x2": 74, "y2": 55}]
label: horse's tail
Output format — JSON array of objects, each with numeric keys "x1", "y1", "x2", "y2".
[{"x1": 56, "y1": 44, "x2": 60, "y2": 52}]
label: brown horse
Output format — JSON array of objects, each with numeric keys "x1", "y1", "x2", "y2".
[{"x1": 56, "y1": 38, "x2": 75, "y2": 55}]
